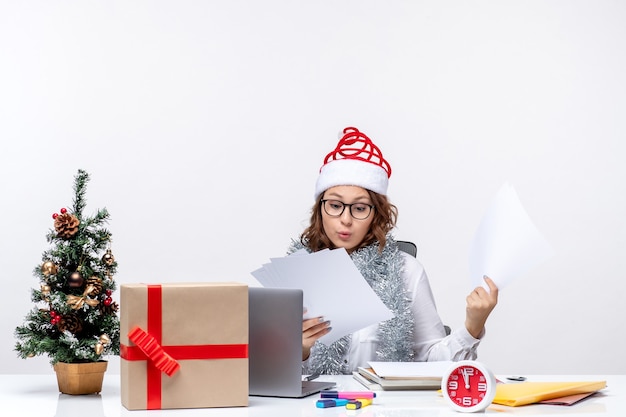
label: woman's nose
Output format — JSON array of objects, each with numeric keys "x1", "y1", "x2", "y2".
[{"x1": 340, "y1": 209, "x2": 352, "y2": 224}]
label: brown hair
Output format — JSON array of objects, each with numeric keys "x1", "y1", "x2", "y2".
[{"x1": 300, "y1": 189, "x2": 398, "y2": 253}]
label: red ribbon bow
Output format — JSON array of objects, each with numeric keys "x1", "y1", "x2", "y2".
[{"x1": 127, "y1": 326, "x2": 180, "y2": 377}]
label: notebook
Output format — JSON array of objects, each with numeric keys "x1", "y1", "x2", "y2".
[{"x1": 248, "y1": 286, "x2": 336, "y2": 397}]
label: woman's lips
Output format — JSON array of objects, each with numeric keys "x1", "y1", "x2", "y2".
[{"x1": 338, "y1": 231, "x2": 351, "y2": 240}]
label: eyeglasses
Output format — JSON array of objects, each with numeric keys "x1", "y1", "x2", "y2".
[{"x1": 321, "y1": 199, "x2": 374, "y2": 220}]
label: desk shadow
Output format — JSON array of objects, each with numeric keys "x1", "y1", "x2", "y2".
[{"x1": 54, "y1": 393, "x2": 107, "y2": 417}]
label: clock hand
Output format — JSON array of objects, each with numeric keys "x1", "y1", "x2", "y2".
[{"x1": 462, "y1": 368, "x2": 470, "y2": 389}]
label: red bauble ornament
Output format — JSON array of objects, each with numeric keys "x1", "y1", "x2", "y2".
[
  {"x1": 105, "y1": 289, "x2": 112, "y2": 296},
  {"x1": 104, "y1": 297, "x2": 112, "y2": 306},
  {"x1": 52, "y1": 213, "x2": 58, "y2": 219},
  {"x1": 60, "y1": 208, "x2": 67, "y2": 214}
]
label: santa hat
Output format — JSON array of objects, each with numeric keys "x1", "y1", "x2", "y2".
[{"x1": 314, "y1": 127, "x2": 392, "y2": 199}]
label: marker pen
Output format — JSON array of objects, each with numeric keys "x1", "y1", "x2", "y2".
[
  {"x1": 320, "y1": 390, "x2": 377, "y2": 399},
  {"x1": 316, "y1": 398, "x2": 349, "y2": 408},
  {"x1": 346, "y1": 398, "x2": 373, "y2": 410}
]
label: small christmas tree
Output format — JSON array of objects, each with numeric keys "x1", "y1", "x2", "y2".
[{"x1": 15, "y1": 169, "x2": 120, "y2": 365}]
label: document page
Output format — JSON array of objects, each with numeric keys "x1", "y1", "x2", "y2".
[
  {"x1": 251, "y1": 248, "x2": 393, "y2": 345},
  {"x1": 368, "y1": 361, "x2": 453, "y2": 378},
  {"x1": 469, "y1": 183, "x2": 554, "y2": 291}
]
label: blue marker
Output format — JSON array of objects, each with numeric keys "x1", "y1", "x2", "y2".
[{"x1": 316, "y1": 398, "x2": 350, "y2": 408}]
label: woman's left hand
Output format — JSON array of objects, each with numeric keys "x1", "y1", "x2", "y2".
[
  {"x1": 464, "y1": 276, "x2": 499, "y2": 339},
  {"x1": 302, "y1": 309, "x2": 331, "y2": 361}
]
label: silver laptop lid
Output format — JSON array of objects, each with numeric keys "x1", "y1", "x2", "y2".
[{"x1": 248, "y1": 287, "x2": 335, "y2": 397}]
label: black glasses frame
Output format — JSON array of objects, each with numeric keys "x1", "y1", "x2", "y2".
[{"x1": 321, "y1": 199, "x2": 374, "y2": 220}]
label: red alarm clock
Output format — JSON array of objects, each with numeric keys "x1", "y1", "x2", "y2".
[{"x1": 442, "y1": 360, "x2": 497, "y2": 413}]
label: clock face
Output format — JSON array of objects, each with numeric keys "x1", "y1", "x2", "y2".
[{"x1": 442, "y1": 361, "x2": 496, "y2": 413}]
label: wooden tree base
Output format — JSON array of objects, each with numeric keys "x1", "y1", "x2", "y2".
[{"x1": 53, "y1": 361, "x2": 108, "y2": 395}]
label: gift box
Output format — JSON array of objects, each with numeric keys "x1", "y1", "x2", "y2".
[{"x1": 120, "y1": 282, "x2": 248, "y2": 410}]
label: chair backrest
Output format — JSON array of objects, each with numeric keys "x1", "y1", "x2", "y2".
[
  {"x1": 397, "y1": 240, "x2": 417, "y2": 258},
  {"x1": 396, "y1": 239, "x2": 451, "y2": 336}
]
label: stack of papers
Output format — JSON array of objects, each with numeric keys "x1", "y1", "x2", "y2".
[
  {"x1": 251, "y1": 248, "x2": 393, "y2": 345},
  {"x1": 354, "y1": 361, "x2": 452, "y2": 391}
]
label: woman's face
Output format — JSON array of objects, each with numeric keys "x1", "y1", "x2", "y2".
[{"x1": 321, "y1": 185, "x2": 374, "y2": 253}]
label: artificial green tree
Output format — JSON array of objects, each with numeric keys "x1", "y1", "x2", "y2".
[{"x1": 15, "y1": 169, "x2": 120, "y2": 365}]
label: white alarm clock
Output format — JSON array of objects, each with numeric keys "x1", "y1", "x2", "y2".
[{"x1": 442, "y1": 360, "x2": 497, "y2": 413}]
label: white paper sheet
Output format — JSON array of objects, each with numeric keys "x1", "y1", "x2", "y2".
[
  {"x1": 368, "y1": 361, "x2": 453, "y2": 378},
  {"x1": 469, "y1": 183, "x2": 554, "y2": 291},
  {"x1": 251, "y1": 248, "x2": 393, "y2": 345}
]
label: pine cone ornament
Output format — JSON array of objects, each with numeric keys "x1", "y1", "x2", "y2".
[
  {"x1": 57, "y1": 313, "x2": 83, "y2": 334},
  {"x1": 85, "y1": 276, "x2": 103, "y2": 295},
  {"x1": 54, "y1": 213, "x2": 80, "y2": 239}
]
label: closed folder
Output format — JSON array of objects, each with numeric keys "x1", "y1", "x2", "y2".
[{"x1": 492, "y1": 381, "x2": 606, "y2": 407}]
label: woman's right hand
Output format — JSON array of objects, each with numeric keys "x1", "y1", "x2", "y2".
[
  {"x1": 464, "y1": 276, "x2": 499, "y2": 339},
  {"x1": 302, "y1": 310, "x2": 331, "y2": 360}
]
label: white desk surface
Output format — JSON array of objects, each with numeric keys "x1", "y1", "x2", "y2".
[{"x1": 0, "y1": 373, "x2": 622, "y2": 417}]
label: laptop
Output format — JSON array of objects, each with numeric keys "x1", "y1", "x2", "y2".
[{"x1": 248, "y1": 286, "x2": 336, "y2": 397}]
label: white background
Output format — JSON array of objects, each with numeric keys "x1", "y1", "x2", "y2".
[{"x1": 1, "y1": 1, "x2": 625, "y2": 376}]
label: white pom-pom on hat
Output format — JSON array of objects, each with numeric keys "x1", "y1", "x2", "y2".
[{"x1": 314, "y1": 127, "x2": 391, "y2": 199}]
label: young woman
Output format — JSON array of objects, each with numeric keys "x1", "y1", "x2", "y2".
[{"x1": 292, "y1": 127, "x2": 498, "y2": 375}]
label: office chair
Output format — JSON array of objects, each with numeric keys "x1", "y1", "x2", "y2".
[
  {"x1": 396, "y1": 240, "x2": 417, "y2": 258},
  {"x1": 396, "y1": 240, "x2": 451, "y2": 336}
]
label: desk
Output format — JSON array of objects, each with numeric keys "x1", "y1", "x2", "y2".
[{"x1": 0, "y1": 374, "x2": 622, "y2": 417}]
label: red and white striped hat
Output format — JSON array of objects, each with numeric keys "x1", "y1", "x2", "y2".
[{"x1": 315, "y1": 127, "x2": 392, "y2": 199}]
